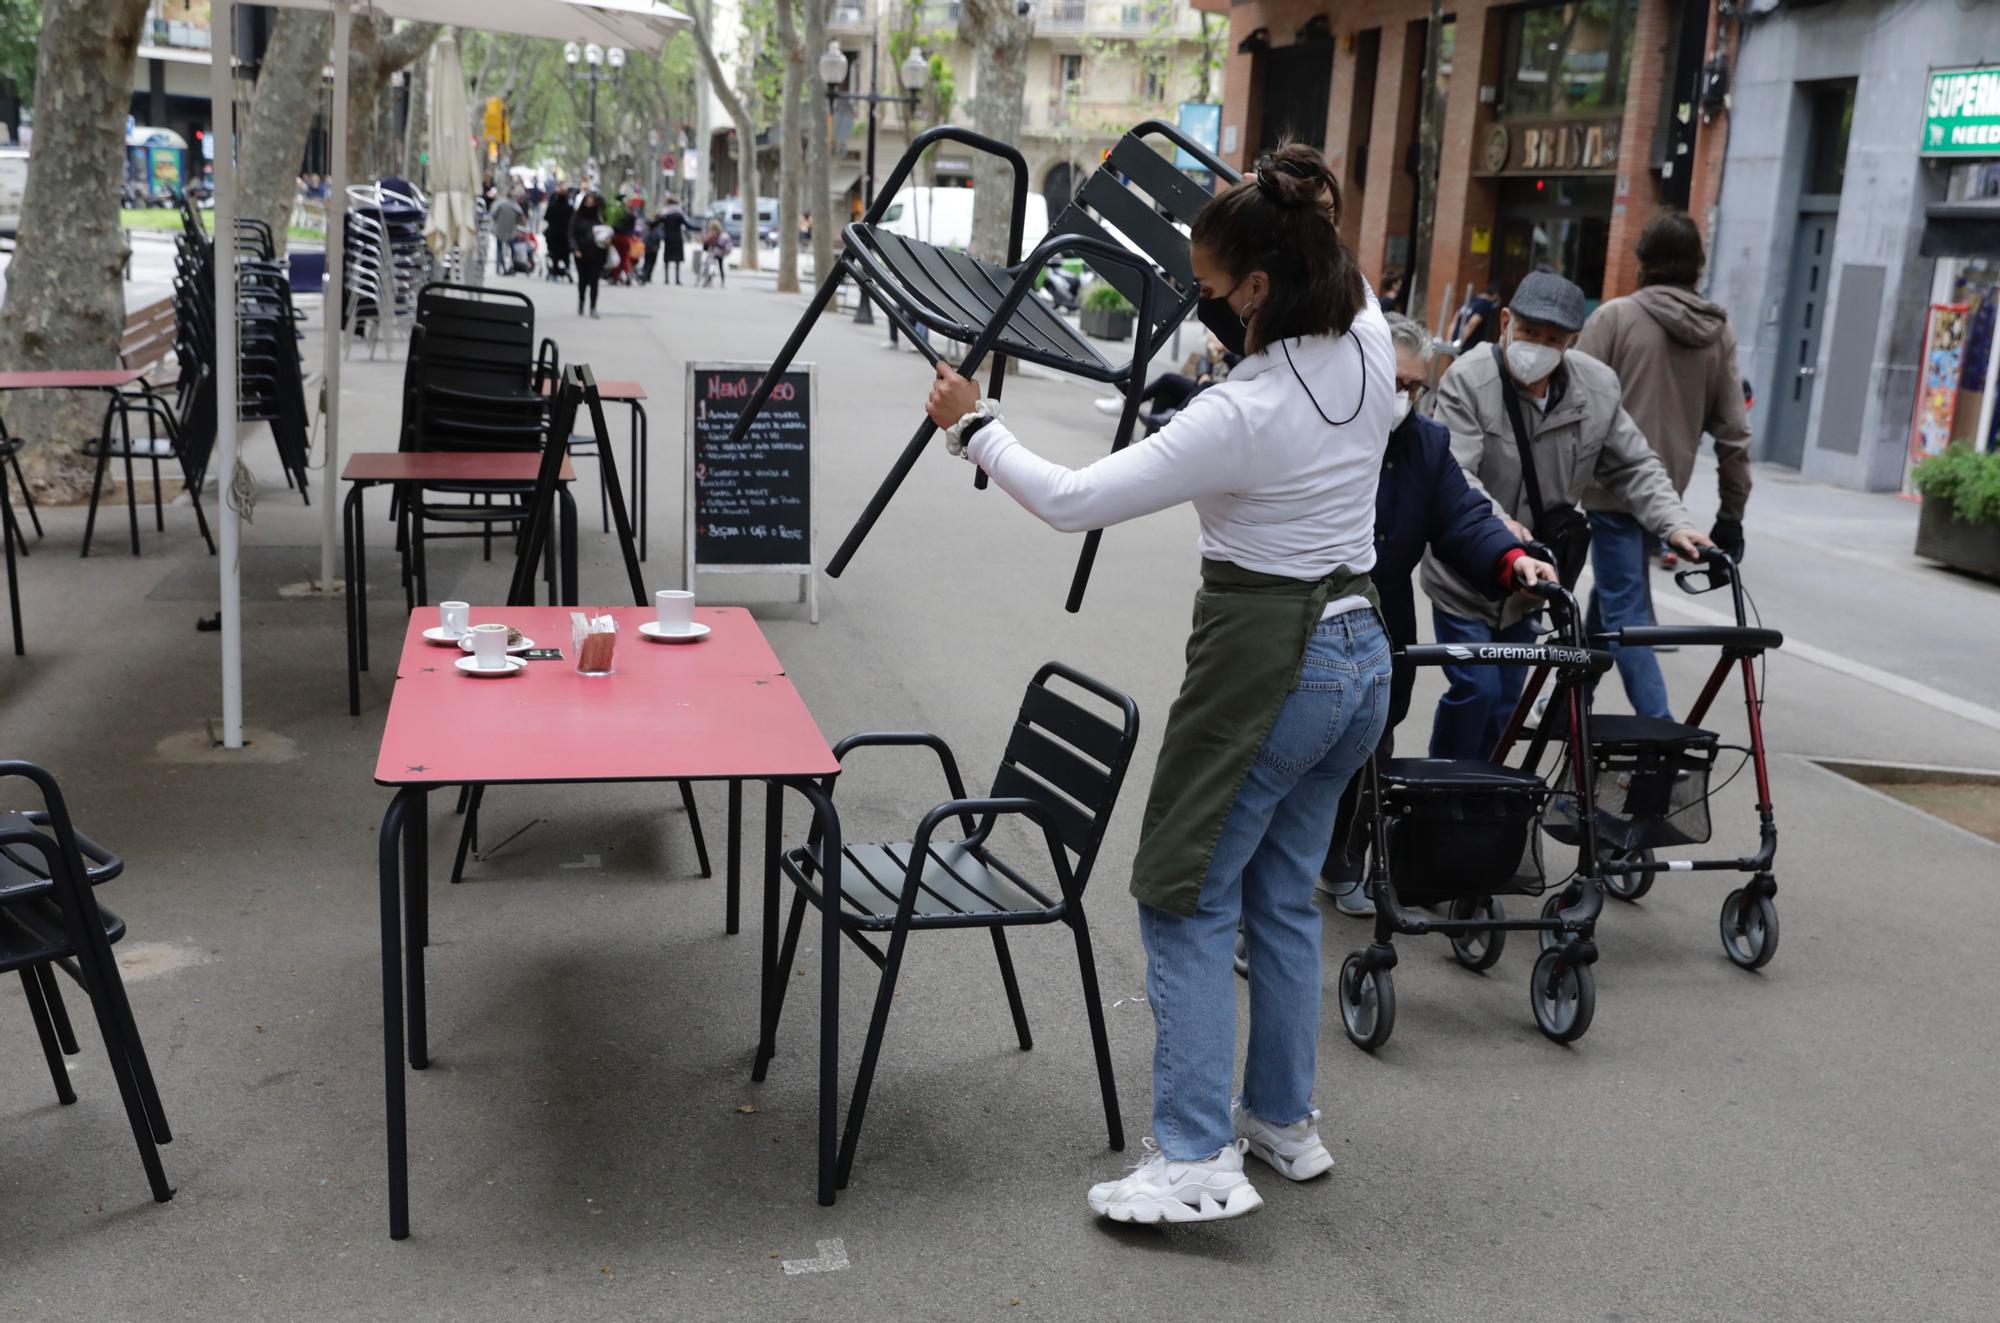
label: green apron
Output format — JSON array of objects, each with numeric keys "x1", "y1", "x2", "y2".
[{"x1": 1129, "y1": 559, "x2": 1379, "y2": 916}]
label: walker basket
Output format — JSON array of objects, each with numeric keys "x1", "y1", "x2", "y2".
[
  {"x1": 1545, "y1": 715, "x2": 1720, "y2": 853},
  {"x1": 1378, "y1": 759, "x2": 1553, "y2": 905}
]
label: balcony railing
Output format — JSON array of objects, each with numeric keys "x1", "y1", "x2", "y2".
[{"x1": 1038, "y1": 0, "x2": 1197, "y2": 34}]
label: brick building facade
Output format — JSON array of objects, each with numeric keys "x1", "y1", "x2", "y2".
[{"x1": 1194, "y1": 0, "x2": 1730, "y2": 329}]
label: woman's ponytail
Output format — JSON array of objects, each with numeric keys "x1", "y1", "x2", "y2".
[{"x1": 1191, "y1": 141, "x2": 1367, "y2": 352}]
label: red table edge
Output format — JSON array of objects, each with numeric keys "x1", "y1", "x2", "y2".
[{"x1": 340, "y1": 453, "x2": 579, "y2": 483}]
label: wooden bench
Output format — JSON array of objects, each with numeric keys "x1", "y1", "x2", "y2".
[{"x1": 119, "y1": 296, "x2": 179, "y2": 384}]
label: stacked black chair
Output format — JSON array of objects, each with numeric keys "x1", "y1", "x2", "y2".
[
  {"x1": 762, "y1": 663, "x2": 1139, "y2": 1199},
  {"x1": 398, "y1": 283, "x2": 553, "y2": 604},
  {"x1": 722, "y1": 121, "x2": 1238, "y2": 613},
  {"x1": 1, "y1": 760, "x2": 173, "y2": 1203},
  {"x1": 343, "y1": 182, "x2": 429, "y2": 359}
]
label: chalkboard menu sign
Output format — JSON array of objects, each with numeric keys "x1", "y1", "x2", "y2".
[{"x1": 684, "y1": 360, "x2": 818, "y2": 622}]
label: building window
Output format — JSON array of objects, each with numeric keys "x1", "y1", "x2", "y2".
[
  {"x1": 1501, "y1": 0, "x2": 1640, "y2": 119},
  {"x1": 1140, "y1": 59, "x2": 1167, "y2": 103},
  {"x1": 1805, "y1": 80, "x2": 1855, "y2": 196},
  {"x1": 1122, "y1": 2, "x2": 1143, "y2": 26},
  {"x1": 1058, "y1": 53, "x2": 1084, "y2": 96}
]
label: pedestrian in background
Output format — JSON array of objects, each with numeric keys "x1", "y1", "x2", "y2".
[
  {"x1": 489, "y1": 190, "x2": 525, "y2": 275},
  {"x1": 1452, "y1": 280, "x2": 1502, "y2": 352},
  {"x1": 570, "y1": 188, "x2": 607, "y2": 317},
  {"x1": 700, "y1": 218, "x2": 733, "y2": 288},
  {"x1": 1421, "y1": 272, "x2": 1712, "y2": 759},
  {"x1": 653, "y1": 196, "x2": 697, "y2": 285},
  {"x1": 543, "y1": 185, "x2": 574, "y2": 281},
  {"x1": 1576, "y1": 209, "x2": 1753, "y2": 718}
]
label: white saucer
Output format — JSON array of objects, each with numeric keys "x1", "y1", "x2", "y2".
[
  {"x1": 422, "y1": 626, "x2": 466, "y2": 645},
  {"x1": 458, "y1": 634, "x2": 534, "y2": 655},
  {"x1": 455, "y1": 655, "x2": 526, "y2": 677},
  {"x1": 639, "y1": 621, "x2": 710, "y2": 643}
]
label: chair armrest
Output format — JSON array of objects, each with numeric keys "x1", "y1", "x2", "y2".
[
  {"x1": 18, "y1": 810, "x2": 122, "y2": 883},
  {"x1": 826, "y1": 732, "x2": 974, "y2": 834},
  {"x1": 909, "y1": 797, "x2": 1077, "y2": 904}
]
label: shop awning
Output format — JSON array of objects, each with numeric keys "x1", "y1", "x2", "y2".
[{"x1": 1920, "y1": 198, "x2": 2000, "y2": 258}]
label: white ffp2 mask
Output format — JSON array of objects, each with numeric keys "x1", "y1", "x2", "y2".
[
  {"x1": 1504, "y1": 337, "x2": 1563, "y2": 386},
  {"x1": 1389, "y1": 393, "x2": 1413, "y2": 429}
]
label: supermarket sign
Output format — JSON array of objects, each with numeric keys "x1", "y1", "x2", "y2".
[{"x1": 1923, "y1": 66, "x2": 2000, "y2": 156}]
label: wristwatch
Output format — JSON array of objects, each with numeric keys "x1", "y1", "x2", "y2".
[{"x1": 945, "y1": 398, "x2": 1003, "y2": 457}]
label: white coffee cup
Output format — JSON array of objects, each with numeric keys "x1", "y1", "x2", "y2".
[
  {"x1": 468, "y1": 622, "x2": 510, "y2": 670},
  {"x1": 655, "y1": 589, "x2": 695, "y2": 635},
  {"x1": 440, "y1": 600, "x2": 471, "y2": 638}
]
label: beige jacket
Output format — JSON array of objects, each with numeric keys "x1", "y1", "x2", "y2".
[
  {"x1": 1420, "y1": 345, "x2": 1693, "y2": 628},
  {"x1": 1577, "y1": 284, "x2": 1752, "y2": 520}
]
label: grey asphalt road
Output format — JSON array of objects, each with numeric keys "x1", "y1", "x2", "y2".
[{"x1": 1, "y1": 272, "x2": 1997, "y2": 1322}]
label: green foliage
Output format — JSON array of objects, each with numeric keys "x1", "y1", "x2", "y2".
[
  {"x1": 0, "y1": 0, "x2": 40, "y2": 101},
  {"x1": 1912, "y1": 444, "x2": 2000, "y2": 526},
  {"x1": 1082, "y1": 281, "x2": 1134, "y2": 314}
]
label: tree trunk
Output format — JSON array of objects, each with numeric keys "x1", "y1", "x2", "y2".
[
  {"x1": 961, "y1": 0, "x2": 1032, "y2": 264},
  {"x1": 347, "y1": 19, "x2": 437, "y2": 183},
  {"x1": 403, "y1": 50, "x2": 429, "y2": 183},
  {"x1": 804, "y1": 0, "x2": 834, "y2": 282},
  {"x1": 239, "y1": 8, "x2": 332, "y2": 260},
  {"x1": 773, "y1": 0, "x2": 804, "y2": 293},
  {"x1": 0, "y1": 0, "x2": 151, "y2": 493},
  {"x1": 687, "y1": 0, "x2": 760, "y2": 272}
]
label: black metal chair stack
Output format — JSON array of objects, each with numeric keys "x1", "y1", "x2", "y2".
[
  {"x1": 762, "y1": 662, "x2": 1140, "y2": 1198},
  {"x1": 1, "y1": 760, "x2": 173, "y2": 1203},
  {"x1": 720, "y1": 120, "x2": 1238, "y2": 613},
  {"x1": 397, "y1": 283, "x2": 553, "y2": 605}
]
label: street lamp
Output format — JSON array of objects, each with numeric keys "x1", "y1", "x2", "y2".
[
  {"x1": 823, "y1": 35, "x2": 928, "y2": 323},
  {"x1": 566, "y1": 40, "x2": 624, "y2": 181}
]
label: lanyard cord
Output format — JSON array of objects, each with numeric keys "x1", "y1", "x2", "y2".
[{"x1": 1280, "y1": 332, "x2": 1367, "y2": 427}]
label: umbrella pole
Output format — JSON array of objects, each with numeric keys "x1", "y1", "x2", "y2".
[
  {"x1": 213, "y1": 2, "x2": 244, "y2": 749},
  {"x1": 319, "y1": 0, "x2": 352, "y2": 591}
]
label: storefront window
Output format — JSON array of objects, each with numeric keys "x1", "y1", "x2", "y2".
[
  {"x1": 1926, "y1": 161, "x2": 2000, "y2": 455},
  {"x1": 1502, "y1": 0, "x2": 1640, "y2": 119}
]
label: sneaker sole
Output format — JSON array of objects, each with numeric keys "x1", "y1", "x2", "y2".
[
  {"x1": 1090, "y1": 1185, "x2": 1264, "y2": 1224},
  {"x1": 1245, "y1": 1140, "x2": 1335, "y2": 1182}
]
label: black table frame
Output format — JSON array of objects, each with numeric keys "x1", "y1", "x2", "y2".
[{"x1": 374, "y1": 776, "x2": 844, "y2": 1240}]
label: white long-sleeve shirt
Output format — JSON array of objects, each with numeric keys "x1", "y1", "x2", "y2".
[{"x1": 964, "y1": 304, "x2": 1397, "y2": 582}]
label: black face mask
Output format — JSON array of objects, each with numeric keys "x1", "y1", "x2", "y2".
[{"x1": 1196, "y1": 282, "x2": 1249, "y2": 358}]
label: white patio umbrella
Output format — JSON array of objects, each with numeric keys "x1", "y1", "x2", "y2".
[
  {"x1": 206, "y1": 0, "x2": 687, "y2": 748},
  {"x1": 421, "y1": 32, "x2": 481, "y2": 267}
]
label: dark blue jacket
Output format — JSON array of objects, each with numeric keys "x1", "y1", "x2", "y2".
[{"x1": 1375, "y1": 412, "x2": 1523, "y2": 729}]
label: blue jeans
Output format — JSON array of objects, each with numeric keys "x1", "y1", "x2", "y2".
[
  {"x1": 1586, "y1": 511, "x2": 1672, "y2": 719},
  {"x1": 1427, "y1": 607, "x2": 1538, "y2": 760},
  {"x1": 1138, "y1": 610, "x2": 1391, "y2": 1160}
]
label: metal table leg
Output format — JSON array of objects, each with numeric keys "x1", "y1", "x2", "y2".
[
  {"x1": 726, "y1": 778, "x2": 742, "y2": 935},
  {"x1": 558, "y1": 485, "x2": 579, "y2": 606},
  {"x1": 1, "y1": 452, "x2": 21, "y2": 656},
  {"x1": 344, "y1": 483, "x2": 365, "y2": 715},
  {"x1": 378, "y1": 787, "x2": 419, "y2": 1240}
]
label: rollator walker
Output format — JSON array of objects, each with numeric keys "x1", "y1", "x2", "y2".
[{"x1": 714, "y1": 121, "x2": 1240, "y2": 612}]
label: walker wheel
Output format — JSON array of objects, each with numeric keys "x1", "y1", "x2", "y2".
[
  {"x1": 1447, "y1": 895, "x2": 1506, "y2": 972},
  {"x1": 1338, "y1": 953, "x2": 1396, "y2": 1052},
  {"x1": 1530, "y1": 949, "x2": 1595, "y2": 1043},
  {"x1": 1719, "y1": 888, "x2": 1779, "y2": 970},
  {"x1": 1604, "y1": 847, "x2": 1656, "y2": 902},
  {"x1": 1538, "y1": 892, "x2": 1568, "y2": 952}
]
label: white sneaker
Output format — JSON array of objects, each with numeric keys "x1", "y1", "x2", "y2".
[
  {"x1": 1233, "y1": 1101, "x2": 1335, "y2": 1181},
  {"x1": 1093, "y1": 396, "x2": 1124, "y2": 416},
  {"x1": 1087, "y1": 1138, "x2": 1263, "y2": 1224}
]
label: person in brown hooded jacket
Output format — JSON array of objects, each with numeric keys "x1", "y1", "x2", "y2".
[{"x1": 1576, "y1": 209, "x2": 1750, "y2": 718}]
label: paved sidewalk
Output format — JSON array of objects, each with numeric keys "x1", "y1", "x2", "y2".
[{"x1": 1, "y1": 273, "x2": 1997, "y2": 1322}]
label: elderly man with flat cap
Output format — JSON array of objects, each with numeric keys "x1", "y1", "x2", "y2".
[{"x1": 1421, "y1": 272, "x2": 1714, "y2": 760}]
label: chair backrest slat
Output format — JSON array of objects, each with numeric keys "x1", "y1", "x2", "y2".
[
  {"x1": 1107, "y1": 134, "x2": 1215, "y2": 226},
  {"x1": 1076, "y1": 170, "x2": 1194, "y2": 291},
  {"x1": 986, "y1": 665, "x2": 1141, "y2": 890}
]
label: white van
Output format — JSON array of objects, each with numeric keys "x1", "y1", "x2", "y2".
[
  {"x1": 0, "y1": 148, "x2": 27, "y2": 239},
  {"x1": 876, "y1": 187, "x2": 1050, "y2": 259}
]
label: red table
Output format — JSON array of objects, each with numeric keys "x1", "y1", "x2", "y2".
[
  {"x1": 341, "y1": 451, "x2": 579, "y2": 716},
  {"x1": 371, "y1": 605, "x2": 844, "y2": 1239},
  {"x1": 0, "y1": 368, "x2": 149, "y2": 392}
]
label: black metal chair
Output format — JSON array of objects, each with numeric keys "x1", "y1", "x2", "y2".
[
  {"x1": 1, "y1": 761, "x2": 173, "y2": 1203},
  {"x1": 720, "y1": 120, "x2": 1239, "y2": 613},
  {"x1": 80, "y1": 359, "x2": 218, "y2": 559},
  {"x1": 764, "y1": 662, "x2": 1140, "y2": 1194}
]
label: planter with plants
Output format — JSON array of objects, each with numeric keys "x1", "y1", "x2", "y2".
[
  {"x1": 1079, "y1": 281, "x2": 1136, "y2": 341},
  {"x1": 1911, "y1": 444, "x2": 2000, "y2": 581}
]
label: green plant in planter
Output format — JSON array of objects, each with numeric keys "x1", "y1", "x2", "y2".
[
  {"x1": 1912, "y1": 444, "x2": 2000, "y2": 525},
  {"x1": 1082, "y1": 282, "x2": 1136, "y2": 315}
]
